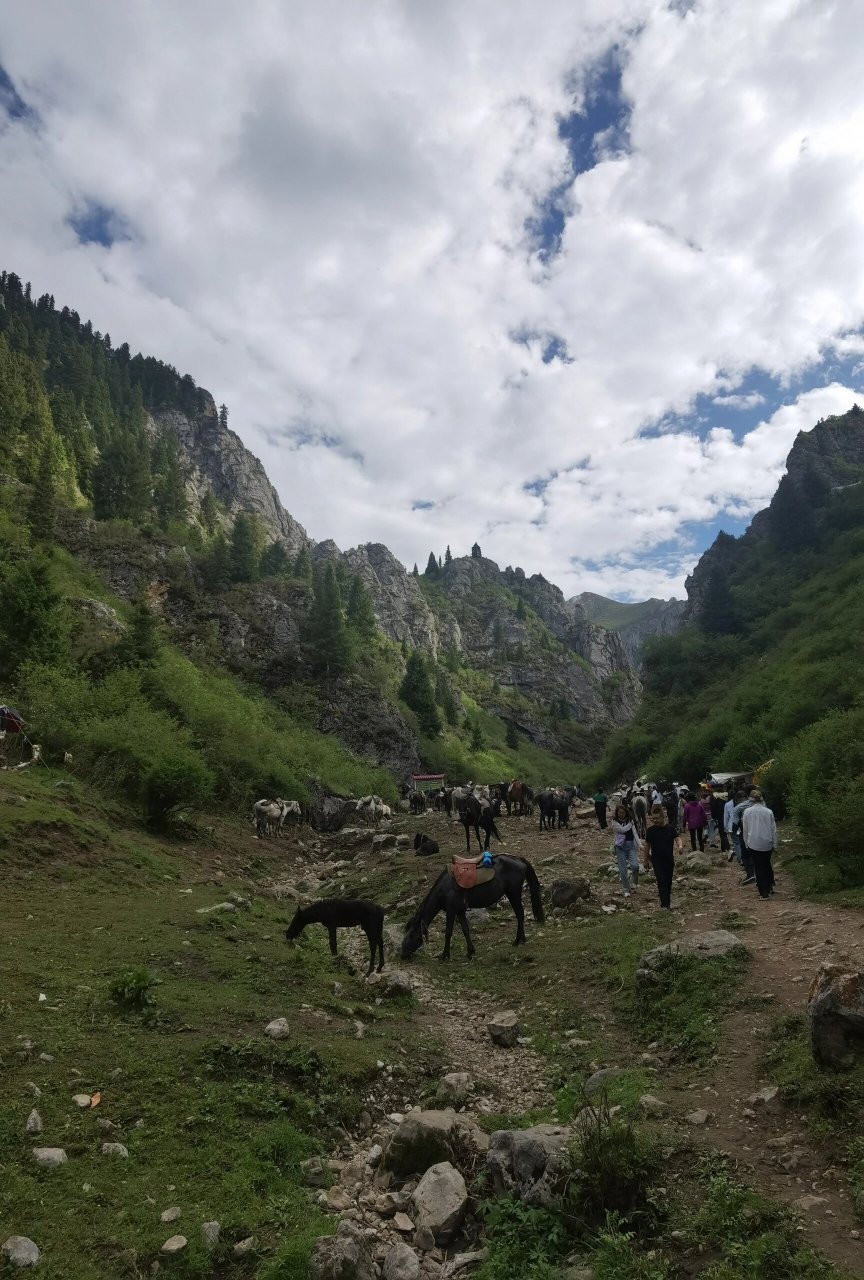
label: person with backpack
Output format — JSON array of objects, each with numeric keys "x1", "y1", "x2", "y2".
[
  {"x1": 742, "y1": 790, "x2": 777, "y2": 899},
  {"x1": 611, "y1": 802, "x2": 642, "y2": 899},
  {"x1": 642, "y1": 803, "x2": 682, "y2": 909}
]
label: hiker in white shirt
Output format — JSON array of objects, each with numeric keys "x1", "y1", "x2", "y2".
[{"x1": 742, "y1": 790, "x2": 777, "y2": 900}]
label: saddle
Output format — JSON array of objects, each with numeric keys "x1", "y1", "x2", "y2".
[{"x1": 450, "y1": 856, "x2": 496, "y2": 890}]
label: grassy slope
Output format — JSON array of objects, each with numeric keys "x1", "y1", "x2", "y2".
[
  {"x1": 0, "y1": 770, "x2": 437, "y2": 1279},
  {"x1": 577, "y1": 593, "x2": 673, "y2": 632}
]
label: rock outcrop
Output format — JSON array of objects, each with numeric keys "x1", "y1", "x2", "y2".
[
  {"x1": 486, "y1": 1124, "x2": 569, "y2": 1207},
  {"x1": 808, "y1": 963, "x2": 864, "y2": 1070},
  {"x1": 576, "y1": 593, "x2": 685, "y2": 667}
]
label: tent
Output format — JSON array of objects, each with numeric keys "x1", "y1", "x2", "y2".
[{"x1": 706, "y1": 769, "x2": 753, "y2": 789}]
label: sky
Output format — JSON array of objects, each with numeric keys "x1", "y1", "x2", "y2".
[{"x1": 2, "y1": 0, "x2": 864, "y2": 601}]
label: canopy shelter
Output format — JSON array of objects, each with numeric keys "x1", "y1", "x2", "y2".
[
  {"x1": 706, "y1": 769, "x2": 753, "y2": 789},
  {"x1": 0, "y1": 705, "x2": 24, "y2": 733},
  {"x1": 410, "y1": 772, "x2": 447, "y2": 793}
]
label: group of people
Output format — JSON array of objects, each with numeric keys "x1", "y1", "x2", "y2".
[{"x1": 591, "y1": 781, "x2": 778, "y2": 910}]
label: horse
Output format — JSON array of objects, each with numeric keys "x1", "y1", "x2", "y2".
[
  {"x1": 409, "y1": 792, "x2": 426, "y2": 816},
  {"x1": 508, "y1": 779, "x2": 527, "y2": 816},
  {"x1": 400, "y1": 854, "x2": 544, "y2": 961},
  {"x1": 413, "y1": 832, "x2": 439, "y2": 857},
  {"x1": 459, "y1": 793, "x2": 503, "y2": 853},
  {"x1": 285, "y1": 899, "x2": 385, "y2": 975}
]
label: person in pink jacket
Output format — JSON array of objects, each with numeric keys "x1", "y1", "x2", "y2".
[{"x1": 682, "y1": 793, "x2": 706, "y2": 851}]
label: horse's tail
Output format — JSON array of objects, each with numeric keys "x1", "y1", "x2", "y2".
[{"x1": 523, "y1": 858, "x2": 545, "y2": 923}]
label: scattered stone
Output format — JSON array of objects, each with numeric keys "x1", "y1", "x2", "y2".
[
  {"x1": 1, "y1": 1237, "x2": 40, "y2": 1269},
  {"x1": 264, "y1": 1017, "x2": 290, "y2": 1041},
  {"x1": 25, "y1": 1110, "x2": 42, "y2": 1134},
  {"x1": 440, "y1": 1250, "x2": 489, "y2": 1277},
  {"x1": 101, "y1": 1142, "x2": 129, "y2": 1158},
  {"x1": 95, "y1": 1118, "x2": 114, "y2": 1131},
  {"x1": 365, "y1": 1143, "x2": 383, "y2": 1167},
  {"x1": 31, "y1": 1147, "x2": 67, "y2": 1169},
  {"x1": 414, "y1": 1227, "x2": 435, "y2": 1253},
  {"x1": 201, "y1": 1222, "x2": 221, "y2": 1250},
  {"x1": 367, "y1": 970, "x2": 414, "y2": 998},
  {"x1": 228, "y1": 891, "x2": 251, "y2": 909},
  {"x1": 25, "y1": 1083, "x2": 41, "y2": 1099},
  {"x1": 808, "y1": 963, "x2": 864, "y2": 1070},
  {"x1": 160, "y1": 1235, "x2": 187, "y2": 1255},
  {"x1": 638, "y1": 1094, "x2": 667, "y2": 1115},
  {"x1": 195, "y1": 901, "x2": 238, "y2": 914},
  {"x1": 38, "y1": 1054, "x2": 53, "y2": 1064},
  {"x1": 486, "y1": 1125, "x2": 569, "y2": 1207},
  {"x1": 72, "y1": 1094, "x2": 91, "y2": 1109},
  {"x1": 792, "y1": 1195, "x2": 827, "y2": 1212},
  {"x1": 412, "y1": 1162, "x2": 468, "y2": 1244},
  {"x1": 684, "y1": 1109, "x2": 711, "y2": 1127},
  {"x1": 392, "y1": 1212, "x2": 415, "y2": 1233},
  {"x1": 584, "y1": 1067, "x2": 623, "y2": 1096},
  {"x1": 747, "y1": 1086, "x2": 779, "y2": 1108},
  {"x1": 549, "y1": 878, "x2": 591, "y2": 908},
  {"x1": 309, "y1": 1220, "x2": 375, "y2": 1280},
  {"x1": 439, "y1": 1072, "x2": 472, "y2": 1103},
  {"x1": 233, "y1": 1238, "x2": 255, "y2": 1258},
  {"x1": 382, "y1": 1111, "x2": 456, "y2": 1177},
  {"x1": 326, "y1": 1186, "x2": 352, "y2": 1213},
  {"x1": 372, "y1": 834, "x2": 397, "y2": 851},
  {"x1": 639, "y1": 930, "x2": 746, "y2": 975},
  {"x1": 383, "y1": 1240, "x2": 421, "y2": 1280},
  {"x1": 160, "y1": 1207, "x2": 181, "y2": 1224},
  {"x1": 487, "y1": 1010, "x2": 520, "y2": 1048},
  {"x1": 395, "y1": 835, "x2": 411, "y2": 849}
]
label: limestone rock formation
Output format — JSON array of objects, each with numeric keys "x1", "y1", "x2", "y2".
[
  {"x1": 486, "y1": 1124, "x2": 569, "y2": 1207},
  {"x1": 808, "y1": 963, "x2": 864, "y2": 1070}
]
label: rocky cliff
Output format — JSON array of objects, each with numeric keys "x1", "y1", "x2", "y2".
[{"x1": 576, "y1": 592, "x2": 685, "y2": 667}]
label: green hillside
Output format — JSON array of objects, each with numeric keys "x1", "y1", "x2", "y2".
[
  {"x1": 577, "y1": 592, "x2": 672, "y2": 631},
  {"x1": 590, "y1": 406, "x2": 864, "y2": 890}
]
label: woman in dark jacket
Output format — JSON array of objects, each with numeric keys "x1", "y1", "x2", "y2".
[{"x1": 643, "y1": 804, "x2": 681, "y2": 909}]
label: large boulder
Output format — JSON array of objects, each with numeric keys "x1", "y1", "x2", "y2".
[
  {"x1": 382, "y1": 1111, "x2": 456, "y2": 1177},
  {"x1": 383, "y1": 1241, "x2": 421, "y2": 1280},
  {"x1": 485, "y1": 1124, "x2": 569, "y2": 1207},
  {"x1": 1, "y1": 1237, "x2": 40, "y2": 1268},
  {"x1": 411, "y1": 1162, "x2": 468, "y2": 1244},
  {"x1": 808, "y1": 963, "x2": 864, "y2": 1070},
  {"x1": 637, "y1": 930, "x2": 745, "y2": 981},
  {"x1": 367, "y1": 970, "x2": 414, "y2": 998},
  {"x1": 683, "y1": 853, "x2": 712, "y2": 874},
  {"x1": 487, "y1": 1010, "x2": 520, "y2": 1047},
  {"x1": 309, "y1": 1220, "x2": 375, "y2": 1280},
  {"x1": 550, "y1": 878, "x2": 591, "y2": 908}
]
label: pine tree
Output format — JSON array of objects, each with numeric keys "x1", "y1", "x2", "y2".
[
  {"x1": 151, "y1": 427, "x2": 188, "y2": 528},
  {"x1": 307, "y1": 562, "x2": 352, "y2": 676},
  {"x1": 293, "y1": 545, "x2": 312, "y2": 579},
  {"x1": 435, "y1": 667, "x2": 458, "y2": 727},
  {"x1": 412, "y1": 563, "x2": 419, "y2": 577},
  {"x1": 444, "y1": 545, "x2": 452, "y2": 564},
  {"x1": 218, "y1": 404, "x2": 229, "y2": 430},
  {"x1": 0, "y1": 555, "x2": 66, "y2": 679},
  {"x1": 399, "y1": 652, "x2": 442, "y2": 736},
  {"x1": 471, "y1": 542, "x2": 482, "y2": 559},
  {"x1": 260, "y1": 540, "x2": 290, "y2": 577},
  {"x1": 115, "y1": 597, "x2": 160, "y2": 667},
  {"x1": 203, "y1": 531, "x2": 231, "y2": 590},
  {"x1": 424, "y1": 552, "x2": 438, "y2": 576},
  {"x1": 27, "y1": 440, "x2": 56, "y2": 543},
  {"x1": 516, "y1": 595, "x2": 527, "y2": 620},
  {"x1": 230, "y1": 512, "x2": 259, "y2": 583},
  {"x1": 199, "y1": 488, "x2": 218, "y2": 534},
  {"x1": 93, "y1": 424, "x2": 152, "y2": 523},
  {"x1": 347, "y1": 574, "x2": 377, "y2": 639},
  {"x1": 469, "y1": 720, "x2": 485, "y2": 753},
  {"x1": 505, "y1": 720, "x2": 519, "y2": 750}
]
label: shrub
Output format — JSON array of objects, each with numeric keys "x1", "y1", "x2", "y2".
[
  {"x1": 567, "y1": 1098, "x2": 661, "y2": 1230},
  {"x1": 109, "y1": 967, "x2": 159, "y2": 1010}
]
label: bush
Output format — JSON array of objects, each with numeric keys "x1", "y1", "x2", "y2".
[
  {"x1": 782, "y1": 704, "x2": 864, "y2": 884},
  {"x1": 109, "y1": 967, "x2": 159, "y2": 1010},
  {"x1": 567, "y1": 1098, "x2": 661, "y2": 1230},
  {"x1": 142, "y1": 753, "x2": 215, "y2": 825}
]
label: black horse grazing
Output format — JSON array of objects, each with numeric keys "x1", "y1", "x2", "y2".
[
  {"x1": 413, "y1": 832, "x2": 439, "y2": 856},
  {"x1": 285, "y1": 899, "x2": 384, "y2": 975},
  {"x1": 459, "y1": 793, "x2": 503, "y2": 853},
  {"x1": 410, "y1": 792, "x2": 426, "y2": 816},
  {"x1": 400, "y1": 855, "x2": 544, "y2": 961}
]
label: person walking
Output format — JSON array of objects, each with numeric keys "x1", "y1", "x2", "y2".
[
  {"x1": 742, "y1": 790, "x2": 777, "y2": 899},
  {"x1": 593, "y1": 788, "x2": 608, "y2": 830},
  {"x1": 682, "y1": 793, "x2": 706, "y2": 851},
  {"x1": 723, "y1": 792, "x2": 738, "y2": 863},
  {"x1": 664, "y1": 788, "x2": 679, "y2": 831},
  {"x1": 732, "y1": 790, "x2": 756, "y2": 884},
  {"x1": 611, "y1": 803, "x2": 641, "y2": 899},
  {"x1": 711, "y1": 791, "x2": 729, "y2": 852},
  {"x1": 642, "y1": 803, "x2": 681, "y2": 909}
]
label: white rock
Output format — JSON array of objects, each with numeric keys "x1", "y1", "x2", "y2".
[
  {"x1": 160, "y1": 1207, "x2": 181, "y2": 1223},
  {"x1": 439, "y1": 1072, "x2": 472, "y2": 1102},
  {"x1": 264, "y1": 1017, "x2": 290, "y2": 1041},
  {"x1": 31, "y1": 1147, "x2": 67, "y2": 1168},
  {"x1": 161, "y1": 1235, "x2": 187, "y2": 1255},
  {"x1": 101, "y1": 1142, "x2": 129, "y2": 1158},
  {"x1": 793, "y1": 1195, "x2": 827, "y2": 1212},
  {"x1": 383, "y1": 1240, "x2": 422, "y2": 1280},
  {"x1": 487, "y1": 1010, "x2": 520, "y2": 1048},
  {"x1": 25, "y1": 1083, "x2": 41, "y2": 1099},
  {"x1": 684, "y1": 1109, "x2": 711, "y2": 1127},
  {"x1": 201, "y1": 1221, "x2": 221, "y2": 1249},
  {"x1": 412, "y1": 1162, "x2": 468, "y2": 1244},
  {"x1": 1, "y1": 1237, "x2": 40, "y2": 1268},
  {"x1": 392, "y1": 1212, "x2": 415, "y2": 1233},
  {"x1": 233, "y1": 1237, "x2": 255, "y2": 1257},
  {"x1": 326, "y1": 1186, "x2": 352, "y2": 1212},
  {"x1": 747, "y1": 1086, "x2": 779, "y2": 1108},
  {"x1": 638, "y1": 1094, "x2": 667, "y2": 1115},
  {"x1": 25, "y1": 1110, "x2": 43, "y2": 1134},
  {"x1": 72, "y1": 1094, "x2": 91, "y2": 1109}
]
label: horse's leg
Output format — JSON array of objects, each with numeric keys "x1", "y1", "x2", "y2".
[
  {"x1": 438, "y1": 906, "x2": 455, "y2": 961},
  {"x1": 363, "y1": 927, "x2": 375, "y2": 976},
  {"x1": 457, "y1": 912, "x2": 475, "y2": 960},
  {"x1": 474, "y1": 822, "x2": 484, "y2": 853},
  {"x1": 328, "y1": 925, "x2": 338, "y2": 957},
  {"x1": 507, "y1": 888, "x2": 526, "y2": 945},
  {"x1": 464, "y1": 821, "x2": 471, "y2": 854},
  {"x1": 377, "y1": 927, "x2": 384, "y2": 973}
]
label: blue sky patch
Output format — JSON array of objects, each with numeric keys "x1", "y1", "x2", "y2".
[
  {"x1": 67, "y1": 200, "x2": 132, "y2": 248},
  {"x1": 412, "y1": 500, "x2": 435, "y2": 511},
  {"x1": 0, "y1": 62, "x2": 37, "y2": 124}
]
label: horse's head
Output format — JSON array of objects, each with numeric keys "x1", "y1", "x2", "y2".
[
  {"x1": 400, "y1": 914, "x2": 427, "y2": 960},
  {"x1": 284, "y1": 907, "x2": 305, "y2": 941}
]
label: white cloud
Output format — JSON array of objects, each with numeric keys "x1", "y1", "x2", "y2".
[{"x1": 1, "y1": 0, "x2": 863, "y2": 602}]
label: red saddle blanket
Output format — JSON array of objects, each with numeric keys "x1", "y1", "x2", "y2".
[{"x1": 450, "y1": 858, "x2": 495, "y2": 890}]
